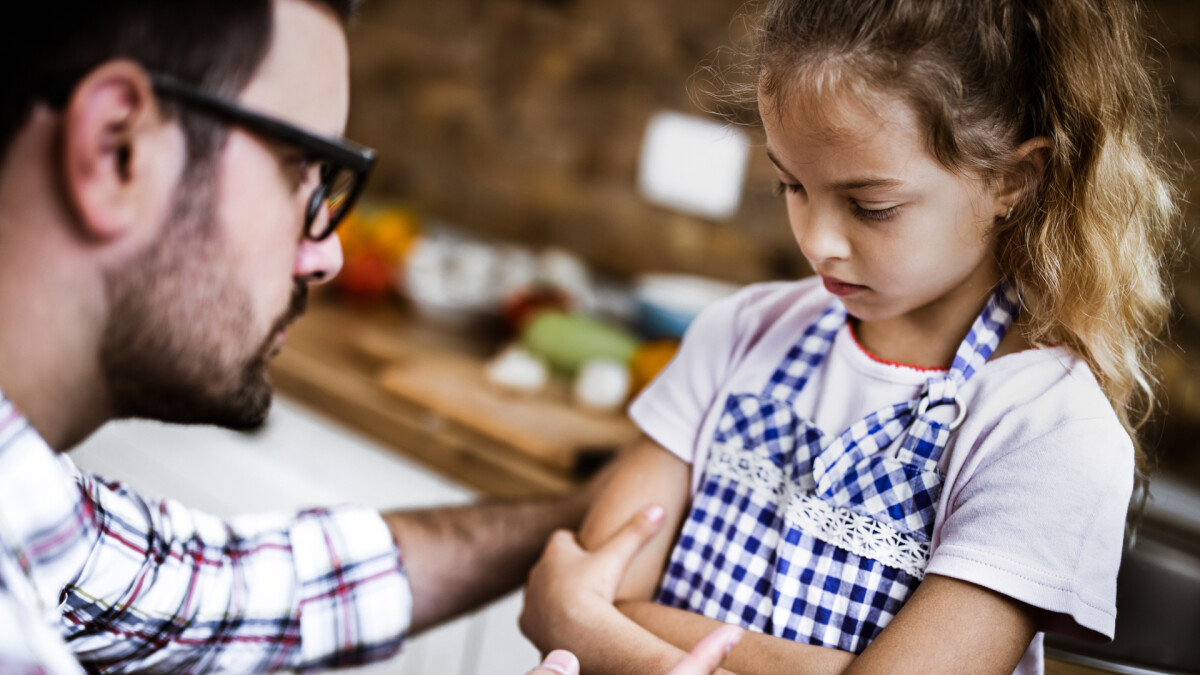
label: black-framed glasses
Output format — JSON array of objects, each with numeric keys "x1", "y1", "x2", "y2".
[{"x1": 150, "y1": 73, "x2": 377, "y2": 241}]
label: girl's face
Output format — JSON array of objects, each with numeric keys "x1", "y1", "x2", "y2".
[{"x1": 761, "y1": 88, "x2": 1006, "y2": 333}]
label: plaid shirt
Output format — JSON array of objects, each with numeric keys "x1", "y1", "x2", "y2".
[{"x1": 0, "y1": 392, "x2": 412, "y2": 674}]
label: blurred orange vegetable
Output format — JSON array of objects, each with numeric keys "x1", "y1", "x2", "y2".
[
  {"x1": 333, "y1": 204, "x2": 421, "y2": 300},
  {"x1": 630, "y1": 339, "x2": 680, "y2": 395},
  {"x1": 369, "y1": 210, "x2": 420, "y2": 262}
]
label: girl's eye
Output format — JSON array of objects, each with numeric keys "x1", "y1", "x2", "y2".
[
  {"x1": 775, "y1": 181, "x2": 805, "y2": 196},
  {"x1": 850, "y1": 200, "x2": 899, "y2": 222}
]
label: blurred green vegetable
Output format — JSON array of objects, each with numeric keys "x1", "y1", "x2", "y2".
[{"x1": 521, "y1": 311, "x2": 639, "y2": 373}]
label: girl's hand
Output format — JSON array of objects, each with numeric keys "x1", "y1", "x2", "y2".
[
  {"x1": 525, "y1": 626, "x2": 744, "y2": 675},
  {"x1": 665, "y1": 625, "x2": 744, "y2": 674},
  {"x1": 519, "y1": 504, "x2": 667, "y2": 652}
]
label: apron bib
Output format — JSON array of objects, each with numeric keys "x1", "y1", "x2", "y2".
[{"x1": 656, "y1": 282, "x2": 1020, "y2": 653}]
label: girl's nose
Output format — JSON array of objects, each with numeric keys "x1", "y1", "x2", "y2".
[
  {"x1": 293, "y1": 233, "x2": 344, "y2": 285},
  {"x1": 793, "y1": 207, "x2": 850, "y2": 264}
]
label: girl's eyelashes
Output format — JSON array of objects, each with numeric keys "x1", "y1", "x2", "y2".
[
  {"x1": 775, "y1": 181, "x2": 805, "y2": 196},
  {"x1": 850, "y1": 200, "x2": 899, "y2": 222},
  {"x1": 775, "y1": 181, "x2": 899, "y2": 222}
]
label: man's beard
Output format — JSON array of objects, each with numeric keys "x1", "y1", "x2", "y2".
[{"x1": 99, "y1": 162, "x2": 307, "y2": 431}]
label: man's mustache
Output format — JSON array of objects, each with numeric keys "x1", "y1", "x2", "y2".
[
  {"x1": 266, "y1": 282, "x2": 309, "y2": 343},
  {"x1": 286, "y1": 283, "x2": 309, "y2": 324}
]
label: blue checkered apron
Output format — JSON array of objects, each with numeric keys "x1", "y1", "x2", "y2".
[{"x1": 656, "y1": 282, "x2": 1020, "y2": 653}]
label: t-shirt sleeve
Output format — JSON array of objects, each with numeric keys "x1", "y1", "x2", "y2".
[
  {"x1": 628, "y1": 290, "x2": 749, "y2": 464},
  {"x1": 926, "y1": 417, "x2": 1134, "y2": 642}
]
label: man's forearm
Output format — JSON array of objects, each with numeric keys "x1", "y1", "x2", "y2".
[{"x1": 383, "y1": 492, "x2": 589, "y2": 634}]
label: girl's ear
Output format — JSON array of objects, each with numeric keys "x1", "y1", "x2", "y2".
[
  {"x1": 60, "y1": 59, "x2": 182, "y2": 242},
  {"x1": 994, "y1": 137, "x2": 1051, "y2": 219}
]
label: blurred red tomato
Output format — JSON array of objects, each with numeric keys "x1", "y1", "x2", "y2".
[
  {"x1": 337, "y1": 253, "x2": 393, "y2": 300},
  {"x1": 503, "y1": 286, "x2": 571, "y2": 334}
]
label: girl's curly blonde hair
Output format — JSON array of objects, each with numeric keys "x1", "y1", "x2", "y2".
[{"x1": 712, "y1": 0, "x2": 1185, "y2": 482}]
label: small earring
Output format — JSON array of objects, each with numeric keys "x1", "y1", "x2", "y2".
[{"x1": 1004, "y1": 205, "x2": 1014, "y2": 221}]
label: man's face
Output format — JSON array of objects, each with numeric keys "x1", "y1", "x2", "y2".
[{"x1": 101, "y1": 0, "x2": 348, "y2": 429}]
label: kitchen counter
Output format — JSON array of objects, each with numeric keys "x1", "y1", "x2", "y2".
[{"x1": 270, "y1": 293, "x2": 634, "y2": 498}]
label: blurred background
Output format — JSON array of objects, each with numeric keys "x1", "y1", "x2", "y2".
[{"x1": 76, "y1": 0, "x2": 1200, "y2": 673}]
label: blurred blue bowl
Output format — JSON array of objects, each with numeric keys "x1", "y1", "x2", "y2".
[
  {"x1": 636, "y1": 301, "x2": 696, "y2": 339},
  {"x1": 634, "y1": 274, "x2": 740, "y2": 339}
]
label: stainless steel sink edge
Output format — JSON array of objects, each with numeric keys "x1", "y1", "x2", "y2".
[{"x1": 1045, "y1": 646, "x2": 1191, "y2": 675}]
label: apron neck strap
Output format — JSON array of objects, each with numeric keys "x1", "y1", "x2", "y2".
[{"x1": 945, "y1": 279, "x2": 1022, "y2": 387}]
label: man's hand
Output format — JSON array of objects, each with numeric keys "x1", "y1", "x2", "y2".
[
  {"x1": 519, "y1": 504, "x2": 666, "y2": 651},
  {"x1": 526, "y1": 650, "x2": 580, "y2": 675},
  {"x1": 525, "y1": 626, "x2": 744, "y2": 675}
]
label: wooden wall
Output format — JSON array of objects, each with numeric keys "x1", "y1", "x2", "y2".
[{"x1": 345, "y1": 0, "x2": 794, "y2": 284}]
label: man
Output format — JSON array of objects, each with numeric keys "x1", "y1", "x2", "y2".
[{"x1": 0, "y1": 0, "x2": 600, "y2": 671}]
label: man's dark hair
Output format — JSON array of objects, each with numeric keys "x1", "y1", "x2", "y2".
[{"x1": 2, "y1": 0, "x2": 359, "y2": 164}]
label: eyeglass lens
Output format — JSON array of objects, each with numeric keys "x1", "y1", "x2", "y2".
[{"x1": 306, "y1": 164, "x2": 359, "y2": 240}]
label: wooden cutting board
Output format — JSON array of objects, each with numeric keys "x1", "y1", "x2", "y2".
[{"x1": 358, "y1": 327, "x2": 640, "y2": 474}]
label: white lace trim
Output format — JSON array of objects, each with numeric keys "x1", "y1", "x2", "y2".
[
  {"x1": 707, "y1": 443, "x2": 815, "y2": 499},
  {"x1": 783, "y1": 492, "x2": 930, "y2": 578},
  {"x1": 706, "y1": 443, "x2": 930, "y2": 578}
]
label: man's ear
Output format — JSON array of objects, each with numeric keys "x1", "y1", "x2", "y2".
[
  {"x1": 993, "y1": 137, "x2": 1051, "y2": 220},
  {"x1": 60, "y1": 60, "x2": 180, "y2": 241}
]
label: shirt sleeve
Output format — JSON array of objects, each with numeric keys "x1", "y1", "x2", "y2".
[
  {"x1": 628, "y1": 290, "x2": 748, "y2": 464},
  {"x1": 926, "y1": 417, "x2": 1134, "y2": 642},
  {"x1": 56, "y1": 459, "x2": 412, "y2": 673},
  {"x1": 0, "y1": 591, "x2": 86, "y2": 675}
]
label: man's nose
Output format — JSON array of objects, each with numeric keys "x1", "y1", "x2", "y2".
[{"x1": 294, "y1": 233, "x2": 344, "y2": 284}]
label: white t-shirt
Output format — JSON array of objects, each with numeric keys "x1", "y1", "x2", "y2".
[{"x1": 629, "y1": 277, "x2": 1133, "y2": 675}]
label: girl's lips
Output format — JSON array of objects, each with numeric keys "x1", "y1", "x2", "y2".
[{"x1": 821, "y1": 275, "x2": 867, "y2": 297}]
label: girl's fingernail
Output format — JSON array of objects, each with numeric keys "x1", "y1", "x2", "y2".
[
  {"x1": 540, "y1": 650, "x2": 579, "y2": 675},
  {"x1": 645, "y1": 505, "x2": 665, "y2": 523},
  {"x1": 723, "y1": 626, "x2": 744, "y2": 654}
]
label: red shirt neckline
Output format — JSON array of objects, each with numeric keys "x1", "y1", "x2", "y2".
[{"x1": 846, "y1": 322, "x2": 949, "y2": 373}]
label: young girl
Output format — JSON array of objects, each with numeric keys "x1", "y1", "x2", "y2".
[{"x1": 525, "y1": 0, "x2": 1183, "y2": 672}]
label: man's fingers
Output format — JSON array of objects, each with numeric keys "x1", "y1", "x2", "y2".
[
  {"x1": 593, "y1": 504, "x2": 665, "y2": 569},
  {"x1": 666, "y1": 625, "x2": 744, "y2": 675},
  {"x1": 525, "y1": 650, "x2": 579, "y2": 675}
]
